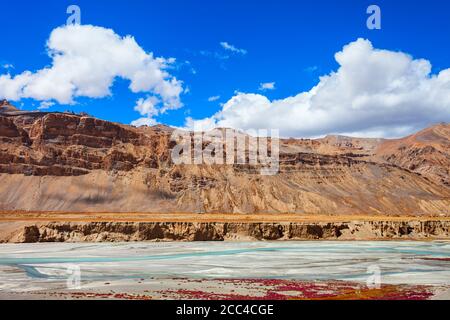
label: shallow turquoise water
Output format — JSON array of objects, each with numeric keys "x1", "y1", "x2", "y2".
[{"x1": 0, "y1": 241, "x2": 449, "y2": 291}]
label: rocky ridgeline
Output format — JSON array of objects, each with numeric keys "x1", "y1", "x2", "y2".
[
  {"x1": 2, "y1": 220, "x2": 449, "y2": 243},
  {"x1": 0, "y1": 110, "x2": 173, "y2": 176}
]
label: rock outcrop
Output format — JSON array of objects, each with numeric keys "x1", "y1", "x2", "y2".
[{"x1": 1, "y1": 220, "x2": 449, "y2": 243}]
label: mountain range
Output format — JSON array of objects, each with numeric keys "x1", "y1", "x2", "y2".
[{"x1": 1, "y1": 99, "x2": 449, "y2": 216}]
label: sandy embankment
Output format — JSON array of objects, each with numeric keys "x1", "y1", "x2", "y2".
[{"x1": 0, "y1": 211, "x2": 449, "y2": 243}]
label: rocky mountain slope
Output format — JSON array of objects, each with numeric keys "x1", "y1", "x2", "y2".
[
  {"x1": 374, "y1": 124, "x2": 450, "y2": 186},
  {"x1": 0, "y1": 100, "x2": 449, "y2": 215}
]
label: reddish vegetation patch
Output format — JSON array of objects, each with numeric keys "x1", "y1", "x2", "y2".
[
  {"x1": 420, "y1": 257, "x2": 450, "y2": 262},
  {"x1": 69, "y1": 292, "x2": 153, "y2": 300},
  {"x1": 157, "y1": 279, "x2": 435, "y2": 300},
  {"x1": 22, "y1": 279, "x2": 438, "y2": 300}
]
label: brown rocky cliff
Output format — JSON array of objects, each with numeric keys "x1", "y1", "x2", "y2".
[
  {"x1": 1, "y1": 220, "x2": 449, "y2": 243},
  {"x1": 0, "y1": 109, "x2": 449, "y2": 215},
  {"x1": 0, "y1": 111, "x2": 173, "y2": 176}
]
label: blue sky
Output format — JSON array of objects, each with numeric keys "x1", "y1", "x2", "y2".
[{"x1": 1, "y1": 0, "x2": 450, "y2": 137}]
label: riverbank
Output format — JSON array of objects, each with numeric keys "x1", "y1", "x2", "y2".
[
  {"x1": 2, "y1": 278, "x2": 447, "y2": 300},
  {"x1": 0, "y1": 213, "x2": 449, "y2": 242}
]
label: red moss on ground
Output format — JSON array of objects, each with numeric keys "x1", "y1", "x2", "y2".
[{"x1": 156, "y1": 279, "x2": 435, "y2": 300}]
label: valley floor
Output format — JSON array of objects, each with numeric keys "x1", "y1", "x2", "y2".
[
  {"x1": 0, "y1": 241, "x2": 449, "y2": 300},
  {"x1": 1, "y1": 211, "x2": 449, "y2": 223}
]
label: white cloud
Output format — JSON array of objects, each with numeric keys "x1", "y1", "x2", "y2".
[
  {"x1": 259, "y1": 82, "x2": 276, "y2": 91},
  {"x1": 134, "y1": 96, "x2": 159, "y2": 116},
  {"x1": 183, "y1": 60, "x2": 197, "y2": 75},
  {"x1": 185, "y1": 39, "x2": 450, "y2": 138},
  {"x1": 220, "y1": 42, "x2": 247, "y2": 55},
  {"x1": 38, "y1": 101, "x2": 55, "y2": 110},
  {"x1": 197, "y1": 43, "x2": 247, "y2": 62},
  {"x1": 0, "y1": 24, "x2": 184, "y2": 122},
  {"x1": 131, "y1": 96, "x2": 165, "y2": 127},
  {"x1": 185, "y1": 116, "x2": 218, "y2": 132},
  {"x1": 131, "y1": 117, "x2": 158, "y2": 127},
  {"x1": 199, "y1": 50, "x2": 229, "y2": 60},
  {"x1": 208, "y1": 95, "x2": 221, "y2": 102},
  {"x1": 1, "y1": 64, "x2": 14, "y2": 70}
]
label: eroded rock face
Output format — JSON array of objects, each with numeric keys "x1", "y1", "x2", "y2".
[
  {"x1": 2, "y1": 220, "x2": 449, "y2": 243},
  {"x1": 0, "y1": 102, "x2": 449, "y2": 215},
  {"x1": 0, "y1": 111, "x2": 173, "y2": 176},
  {"x1": 29, "y1": 113, "x2": 141, "y2": 147},
  {"x1": 0, "y1": 117, "x2": 20, "y2": 138},
  {"x1": 375, "y1": 124, "x2": 450, "y2": 186}
]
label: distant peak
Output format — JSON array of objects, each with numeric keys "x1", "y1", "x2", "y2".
[
  {"x1": 0, "y1": 100, "x2": 19, "y2": 113},
  {"x1": 148, "y1": 124, "x2": 175, "y2": 132}
]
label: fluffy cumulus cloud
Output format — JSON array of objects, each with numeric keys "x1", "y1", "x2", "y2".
[
  {"x1": 0, "y1": 24, "x2": 184, "y2": 125},
  {"x1": 131, "y1": 96, "x2": 160, "y2": 126},
  {"x1": 186, "y1": 39, "x2": 450, "y2": 138}
]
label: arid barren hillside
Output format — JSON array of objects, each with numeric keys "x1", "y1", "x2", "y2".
[{"x1": 0, "y1": 100, "x2": 449, "y2": 216}]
